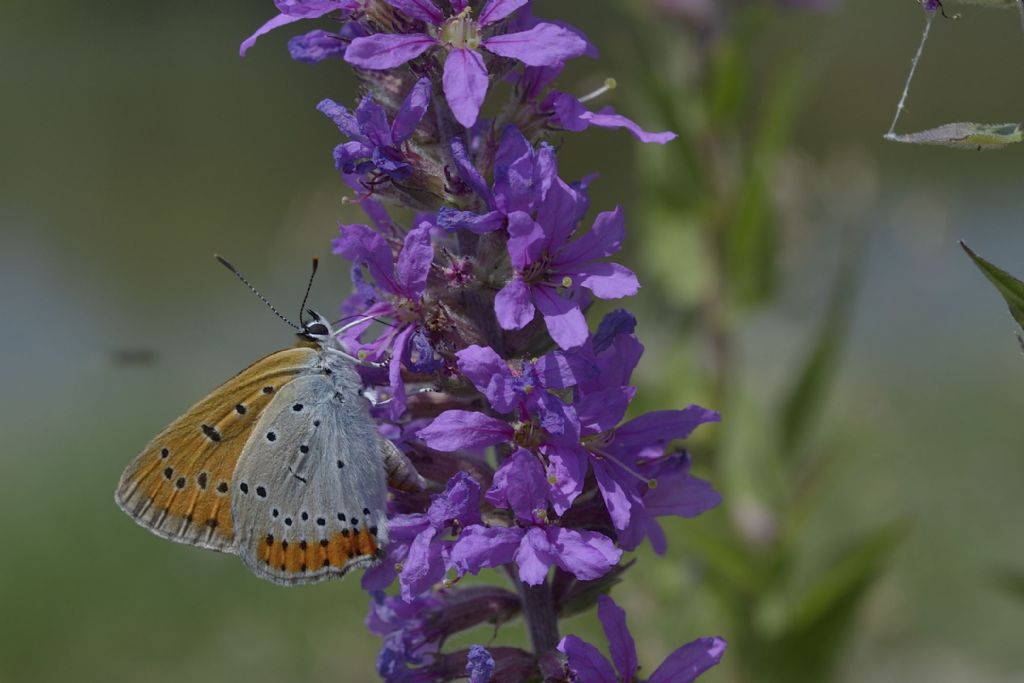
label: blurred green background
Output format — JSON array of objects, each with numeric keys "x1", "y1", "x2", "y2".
[{"x1": 2, "y1": 1, "x2": 1024, "y2": 681}]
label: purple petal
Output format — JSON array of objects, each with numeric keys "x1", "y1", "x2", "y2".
[
  {"x1": 354, "y1": 192, "x2": 394, "y2": 233},
  {"x1": 479, "y1": 0, "x2": 529, "y2": 26},
  {"x1": 550, "y1": 527, "x2": 621, "y2": 581},
  {"x1": 399, "y1": 527, "x2": 448, "y2": 600},
  {"x1": 515, "y1": 527, "x2": 556, "y2": 585},
  {"x1": 647, "y1": 637, "x2": 727, "y2": 683},
  {"x1": 556, "y1": 206, "x2": 625, "y2": 270},
  {"x1": 361, "y1": 557, "x2": 398, "y2": 591},
  {"x1": 532, "y1": 391, "x2": 580, "y2": 440},
  {"x1": 648, "y1": 519, "x2": 668, "y2": 555},
  {"x1": 443, "y1": 48, "x2": 489, "y2": 128},
  {"x1": 483, "y1": 23, "x2": 588, "y2": 67},
  {"x1": 451, "y1": 0, "x2": 468, "y2": 10},
  {"x1": 542, "y1": 443, "x2": 588, "y2": 515},
  {"x1": 436, "y1": 208, "x2": 506, "y2": 234},
  {"x1": 391, "y1": 77, "x2": 432, "y2": 143},
  {"x1": 486, "y1": 449, "x2": 549, "y2": 523},
  {"x1": 386, "y1": 324, "x2": 415, "y2": 420},
  {"x1": 597, "y1": 596, "x2": 638, "y2": 682},
  {"x1": 356, "y1": 96, "x2": 394, "y2": 148},
  {"x1": 534, "y1": 286, "x2": 588, "y2": 350},
  {"x1": 456, "y1": 346, "x2": 517, "y2": 413},
  {"x1": 506, "y1": 211, "x2": 546, "y2": 271},
  {"x1": 396, "y1": 222, "x2": 433, "y2": 299},
  {"x1": 534, "y1": 143, "x2": 557, "y2": 194},
  {"x1": 384, "y1": 0, "x2": 444, "y2": 24},
  {"x1": 407, "y1": 327, "x2": 442, "y2": 373},
  {"x1": 593, "y1": 309, "x2": 637, "y2": 351},
  {"x1": 494, "y1": 278, "x2": 536, "y2": 331},
  {"x1": 240, "y1": 13, "x2": 305, "y2": 57},
  {"x1": 275, "y1": 0, "x2": 357, "y2": 17},
  {"x1": 584, "y1": 333, "x2": 644, "y2": 393},
  {"x1": 317, "y1": 98, "x2": 362, "y2": 139},
  {"x1": 450, "y1": 525, "x2": 522, "y2": 574},
  {"x1": 644, "y1": 457, "x2": 722, "y2": 519},
  {"x1": 384, "y1": 512, "x2": 433, "y2": 542},
  {"x1": 534, "y1": 349, "x2": 591, "y2": 390},
  {"x1": 535, "y1": 177, "x2": 584, "y2": 251},
  {"x1": 614, "y1": 405, "x2": 721, "y2": 450},
  {"x1": 519, "y1": 64, "x2": 564, "y2": 100},
  {"x1": 575, "y1": 261, "x2": 640, "y2": 299},
  {"x1": 592, "y1": 458, "x2": 636, "y2": 531},
  {"x1": 332, "y1": 140, "x2": 373, "y2": 174},
  {"x1": 417, "y1": 410, "x2": 513, "y2": 451},
  {"x1": 546, "y1": 92, "x2": 677, "y2": 143},
  {"x1": 449, "y1": 138, "x2": 493, "y2": 207},
  {"x1": 428, "y1": 471, "x2": 483, "y2": 528},
  {"x1": 288, "y1": 29, "x2": 347, "y2": 63},
  {"x1": 332, "y1": 223, "x2": 399, "y2": 294},
  {"x1": 557, "y1": 636, "x2": 617, "y2": 683},
  {"x1": 345, "y1": 32, "x2": 437, "y2": 69},
  {"x1": 581, "y1": 105, "x2": 677, "y2": 144},
  {"x1": 575, "y1": 387, "x2": 631, "y2": 435},
  {"x1": 493, "y1": 126, "x2": 536, "y2": 215},
  {"x1": 466, "y1": 645, "x2": 495, "y2": 683}
]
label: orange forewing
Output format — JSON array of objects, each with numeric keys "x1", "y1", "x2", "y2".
[{"x1": 115, "y1": 347, "x2": 319, "y2": 551}]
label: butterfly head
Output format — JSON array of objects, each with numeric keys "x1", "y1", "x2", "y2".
[{"x1": 298, "y1": 309, "x2": 333, "y2": 342}]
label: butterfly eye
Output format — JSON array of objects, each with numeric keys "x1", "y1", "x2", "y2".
[{"x1": 303, "y1": 322, "x2": 329, "y2": 337}]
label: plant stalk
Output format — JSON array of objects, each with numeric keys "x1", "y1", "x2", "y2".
[{"x1": 518, "y1": 578, "x2": 560, "y2": 654}]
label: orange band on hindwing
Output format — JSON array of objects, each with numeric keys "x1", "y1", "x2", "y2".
[{"x1": 258, "y1": 529, "x2": 379, "y2": 577}]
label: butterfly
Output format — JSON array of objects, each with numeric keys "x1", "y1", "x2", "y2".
[{"x1": 115, "y1": 258, "x2": 424, "y2": 585}]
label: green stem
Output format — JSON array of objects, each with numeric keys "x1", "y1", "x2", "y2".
[{"x1": 517, "y1": 576, "x2": 559, "y2": 654}]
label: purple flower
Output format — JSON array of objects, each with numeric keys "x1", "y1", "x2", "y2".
[
  {"x1": 367, "y1": 587, "x2": 521, "y2": 681},
  {"x1": 542, "y1": 90, "x2": 677, "y2": 144},
  {"x1": 333, "y1": 221, "x2": 434, "y2": 419},
  {"x1": 438, "y1": 126, "x2": 557, "y2": 234},
  {"x1": 416, "y1": 324, "x2": 718, "y2": 542},
  {"x1": 466, "y1": 645, "x2": 495, "y2": 683},
  {"x1": 240, "y1": 0, "x2": 360, "y2": 57},
  {"x1": 558, "y1": 594, "x2": 726, "y2": 683},
  {"x1": 344, "y1": 0, "x2": 588, "y2": 127},
  {"x1": 456, "y1": 344, "x2": 587, "y2": 438},
  {"x1": 367, "y1": 591, "x2": 443, "y2": 678},
  {"x1": 496, "y1": 201, "x2": 639, "y2": 350},
  {"x1": 318, "y1": 78, "x2": 431, "y2": 183},
  {"x1": 611, "y1": 452, "x2": 721, "y2": 554},
  {"x1": 563, "y1": 399, "x2": 720, "y2": 533},
  {"x1": 449, "y1": 449, "x2": 622, "y2": 585},
  {"x1": 364, "y1": 472, "x2": 482, "y2": 600}
]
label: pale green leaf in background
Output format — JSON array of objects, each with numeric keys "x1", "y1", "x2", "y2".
[
  {"x1": 885, "y1": 122, "x2": 1024, "y2": 149},
  {"x1": 780, "y1": 245, "x2": 862, "y2": 457}
]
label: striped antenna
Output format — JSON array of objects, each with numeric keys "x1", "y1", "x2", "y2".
[{"x1": 215, "y1": 254, "x2": 300, "y2": 330}]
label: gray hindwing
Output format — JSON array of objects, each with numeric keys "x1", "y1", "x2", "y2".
[{"x1": 230, "y1": 372, "x2": 389, "y2": 584}]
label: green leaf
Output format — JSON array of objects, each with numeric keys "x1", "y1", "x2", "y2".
[
  {"x1": 780, "y1": 246, "x2": 863, "y2": 455},
  {"x1": 752, "y1": 523, "x2": 906, "y2": 682},
  {"x1": 726, "y1": 58, "x2": 804, "y2": 308},
  {"x1": 674, "y1": 519, "x2": 767, "y2": 594},
  {"x1": 885, "y1": 122, "x2": 1024, "y2": 150},
  {"x1": 961, "y1": 241, "x2": 1024, "y2": 329},
  {"x1": 782, "y1": 523, "x2": 906, "y2": 634},
  {"x1": 555, "y1": 561, "x2": 635, "y2": 619}
]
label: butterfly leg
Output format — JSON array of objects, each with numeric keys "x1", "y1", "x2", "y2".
[
  {"x1": 380, "y1": 438, "x2": 427, "y2": 493},
  {"x1": 324, "y1": 346, "x2": 388, "y2": 370}
]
